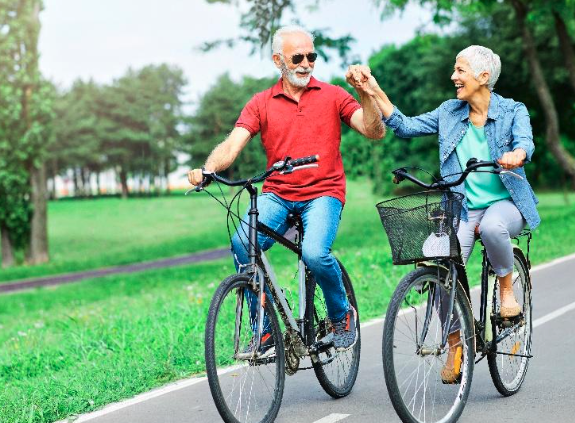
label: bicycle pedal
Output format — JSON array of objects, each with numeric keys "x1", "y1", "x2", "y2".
[
  {"x1": 496, "y1": 312, "x2": 523, "y2": 328},
  {"x1": 309, "y1": 333, "x2": 334, "y2": 354}
]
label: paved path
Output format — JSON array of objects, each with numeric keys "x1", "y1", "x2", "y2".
[
  {"x1": 58, "y1": 254, "x2": 575, "y2": 423},
  {"x1": 0, "y1": 248, "x2": 228, "y2": 294}
]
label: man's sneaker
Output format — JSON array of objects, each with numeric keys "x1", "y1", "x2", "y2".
[
  {"x1": 332, "y1": 306, "x2": 358, "y2": 351},
  {"x1": 236, "y1": 333, "x2": 275, "y2": 360}
]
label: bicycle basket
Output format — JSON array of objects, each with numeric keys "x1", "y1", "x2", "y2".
[{"x1": 375, "y1": 190, "x2": 464, "y2": 265}]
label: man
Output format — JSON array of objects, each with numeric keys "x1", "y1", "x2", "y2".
[{"x1": 188, "y1": 25, "x2": 384, "y2": 350}]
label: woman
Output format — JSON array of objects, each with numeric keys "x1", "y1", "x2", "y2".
[{"x1": 347, "y1": 45, "x2": 540, "y2": 382}]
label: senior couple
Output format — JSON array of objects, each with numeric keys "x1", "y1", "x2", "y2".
[{"x1": 188, "y1": 25, "x2": 539, "y2": 383}]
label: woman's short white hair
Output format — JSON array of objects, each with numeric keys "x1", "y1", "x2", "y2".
[
  {"x1": 272, "y1": 25, "x2": 314, "y2": 54},
  {"x1": 456, "y1": 45, "x2": 501, "y2": 91}
]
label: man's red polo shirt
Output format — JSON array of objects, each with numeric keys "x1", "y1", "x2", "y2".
[{"x1": 235, "y1": 76, "x2": 361, "y2": 205}]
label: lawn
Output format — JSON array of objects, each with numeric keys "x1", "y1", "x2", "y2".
[
  {"x1": 1, "y1": 181, "x2": 574, "y2": 422},
  {"x1": 0, "y1": 192, "x2": 234, "y2": 282}
]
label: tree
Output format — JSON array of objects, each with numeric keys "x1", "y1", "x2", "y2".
[
  {"x1": 0, "y1": 0, "x2": 53, "y2": 267},
  {"x1": 137, "y1": 64, "x2": 187, "y2": 194},
  {"x1": 50, "y1": 80, "x2": 104, "y2": 197},
  {"x1": 90, "y1": 65, "x2": 186, "y2": 198}
]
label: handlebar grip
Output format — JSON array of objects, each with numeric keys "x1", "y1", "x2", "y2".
[
  {"x1": 288, "y1": 155, "x2": 319, "y2": 167},
  {"x1": 194, "y1": 171, "x2": 213, "y2": 192}
]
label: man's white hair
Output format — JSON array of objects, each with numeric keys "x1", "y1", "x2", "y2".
[
  {"x1": 456, "y1": 45, "x2": 501, "y2": 91},
  {"x1": 271, "y1": 25, "x2": 314, "y2": 54}
]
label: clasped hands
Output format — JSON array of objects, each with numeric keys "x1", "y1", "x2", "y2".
[{"x1": 346, "y1": 64, "x2": 379, "y2": 97}]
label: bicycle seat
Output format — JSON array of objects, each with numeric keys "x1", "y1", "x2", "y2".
[
  {"x1": 284, "y1": 213, "x2": 304, "y2": 242},
  {"x1": 286, "y1": 212, "x2": 303, "y2": 229}
]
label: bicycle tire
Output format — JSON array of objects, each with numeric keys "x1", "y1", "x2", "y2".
[
  {"x1": 382, "y1": 266, "x2": 475, "y2": 423},
  {"x1": 487, "y1": 248, "x2": 532, "y2": 396},
  {"x1": 306, "y1": 259, "x2": 361, "y2": 398},
  {"x1": 205, "y1": 274, "x2": 286, "y2": 423}
]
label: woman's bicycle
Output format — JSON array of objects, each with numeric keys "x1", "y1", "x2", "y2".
[
  {"x1": 190, "y1": 155, "x2": 361, "y2": 423},
  {"x1": 376, "y1": 159, "x2": 533, "y2": 423}
]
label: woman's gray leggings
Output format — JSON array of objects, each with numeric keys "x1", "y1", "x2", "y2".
[{"x1": 438, "y1": 199, "x2": 526, "y2": 334}]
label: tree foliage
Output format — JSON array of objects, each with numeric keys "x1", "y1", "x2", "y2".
[
  {"x1": 50, "y1": 64, "x2": 187, "y2": 197},
  {"x1": 339, "y1": 2, "x2": 575, "y2": 192},
  {"x1": 185, "y1": 73, "x2": 277, "y2": 178}
]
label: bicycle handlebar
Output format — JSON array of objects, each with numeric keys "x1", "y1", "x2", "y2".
[
  {"x1": 392, "y1": 158, "x2": 523, "y2": 190},
  {"x1": 187, "y1": 154, "x2": 320, "y2": 194}
]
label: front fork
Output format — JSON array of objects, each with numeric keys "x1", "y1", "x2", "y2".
[
  {"x1": 418, "y1": 261, "x2": 458, "y2": 353},
  {"x1": 442, "y1": 261, "x2": 459, "y2": 348}
]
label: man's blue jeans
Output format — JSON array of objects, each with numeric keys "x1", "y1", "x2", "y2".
[{"x1": 231, "y1": 192, "x2": 349, "y2": 323}]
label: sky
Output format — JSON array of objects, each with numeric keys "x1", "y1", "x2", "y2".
[{"x1": 38, "y1": 0, "x2": 436, "y2": 109}]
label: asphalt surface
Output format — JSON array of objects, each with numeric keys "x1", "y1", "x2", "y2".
[
  {"x1": 0, "y1": 248, "x2": 228, "y2": 294},
  {"x1": 61, "y1": 254, "x2": 575, "y2": 423}
]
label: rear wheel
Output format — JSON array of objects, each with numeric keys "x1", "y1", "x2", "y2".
[
  {"x1": 306, "y1": 260, "x2": 361, "y2": 398},
  {"x1": 488, "y1": 249, "x2": 532, "y2": 396},
  {"x1": 382, "y1": 267, "x2": 475, "y2": 423},
  {"x1": 205, "y1": 274, "x2": 285, "y2": 423}
]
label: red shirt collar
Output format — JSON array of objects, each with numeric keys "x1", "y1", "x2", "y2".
[{"x1": 271, "y1": 76, "x2": 322, "y2": 98}]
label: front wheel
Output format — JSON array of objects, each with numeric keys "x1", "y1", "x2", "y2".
[
  {"x1": 205, "y1": 274, "x2": 285, "y2": 423},
  {"x1": 382, "y1": 267, "x2": 475, "y2": 423},
  {"x1": 488, "y1": 248, "x2": 532, "y2": 396},
  {"x1": 306, "y1": 259, "x2": 361, "y2": 398}
]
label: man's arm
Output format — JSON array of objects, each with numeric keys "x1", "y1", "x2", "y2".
[
  {"x1": 187, "y1": 127, "x2": 252, "y2": 186},
  {"x1": 347, "y1": 65, "x2": 440, "y2": 138},
  {"x1": 349, "y1": 90, "x2": 386, "y2": 139}
]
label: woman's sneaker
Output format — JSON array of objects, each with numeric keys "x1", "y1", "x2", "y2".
[{"x1": 332, "y1": 306, "x2": 358, "y2": 351}]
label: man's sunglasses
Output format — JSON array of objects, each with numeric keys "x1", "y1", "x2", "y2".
[{"x1": 285, "y1": 52, "x2": 318, "y2": 65}]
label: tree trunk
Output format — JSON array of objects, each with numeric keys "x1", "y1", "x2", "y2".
[
  {"x1": 164, "y1": 158, "x2": 171, "y2": 195},
  {"x1": 26, "y1": 163, "x2": 49, "y2": 265},
  {"x1": 553, "y1": 11, "x2": 575, "y2": 94},
  {"x1": 84, "y1": 167, "x2": 92, "y2": 196},
  {"x1": 0, "y1": 224, "x2": 16, "y2": 268},
  {"x1": 510, "y1": 0, "x2": 575, "y2": 184},
  {"x1": 119, "y1": 167, "x2": 129, "y2": 199},
  {"x1": 73, "y1": 167, "x2": 81, "y2": 196},
  {"x1": 96, "y1": 171, "x2": 102, "y2": 195}
]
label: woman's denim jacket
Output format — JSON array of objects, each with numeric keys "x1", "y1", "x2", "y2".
[{"x1": 383, "y1": 92, "x2": 541, "y2": 229}]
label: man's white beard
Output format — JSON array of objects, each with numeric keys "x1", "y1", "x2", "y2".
[{"x1": 280, "y1": 58, "x2": 313, "y2": 87}]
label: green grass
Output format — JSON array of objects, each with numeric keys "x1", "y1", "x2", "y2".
[
  {"x1": 1, "y1": 181, "x2": 574, "y2": 422},
  {"x1": 0, "y1": 193, "x2": 236, "y2": 282}
]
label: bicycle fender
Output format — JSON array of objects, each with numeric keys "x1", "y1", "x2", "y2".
[
  {"x1": 512, "y1": 245, "x2": 532, "y2": 290},
  {"x1": 416, "y1": 261, "x2": 449, "y2": 273}
]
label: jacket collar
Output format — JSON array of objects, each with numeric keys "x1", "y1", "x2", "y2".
[{"x1": 459, "y1": 91, "x2": 500, "y2": 122}]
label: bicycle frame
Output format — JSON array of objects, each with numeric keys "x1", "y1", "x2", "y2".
[
  {"x1": 420, "y1": 234, "x2": 532, "y2": 360},
  {"x1": 239, "y1": 184, "x2": 311, "y2": 356}
]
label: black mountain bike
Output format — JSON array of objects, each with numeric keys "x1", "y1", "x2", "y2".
[
  {"x1": 190, "y1": 155, "x2": 361, "y2": 423},
  {"x1": 376, "y1": 159, "x2": 533, "y2": 423}
]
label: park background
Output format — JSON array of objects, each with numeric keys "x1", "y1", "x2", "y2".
[{"x1": 1, "y1": 0, "x2": 574, "y2": 422}]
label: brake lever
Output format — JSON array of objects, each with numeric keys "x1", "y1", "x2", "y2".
[
  {"x1": 280, "y1": 163, "x2": 318, "y2": 174},
  {"x1": 492, "y1": 162, "x2": 524, "y2": 180},
  {"x1": 185, "y1": 169, "x2": 213, "y2": 194},
  {"x1": 392, "y1": 168, "x2": 407, "y2": 184},
  {"x1": 499, "y1": 170, "x2": 524, "y2": 180}
]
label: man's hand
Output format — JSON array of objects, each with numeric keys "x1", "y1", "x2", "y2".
[
  {"x1": 346, "y1": 64, "x2": 379, "y2": 96},
  {"x1": 188, "y1": 168, "x2": 206, "y2": 187},
  {"x1": 498, "y1": 149, "x2": 527, "y2": 170}
]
